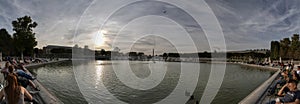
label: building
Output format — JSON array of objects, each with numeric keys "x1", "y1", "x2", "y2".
[
  {"x1": 42, "y1": 45, "x2": 73, "y2": 58},
  {"x1": 43, "y1": 45, "x2": 72, "y2": 54}
]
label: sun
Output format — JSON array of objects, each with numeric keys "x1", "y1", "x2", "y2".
[
  {"x1": 95, "y1": 30, "x2": 107, "y2": 47},
  {"x1": 101, "y1": 30, "x2": 108, "y2": 34}
]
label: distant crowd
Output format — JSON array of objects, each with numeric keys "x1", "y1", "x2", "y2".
[{"x1": 1, "y1": 57, "x2": 49, "y2": 64}]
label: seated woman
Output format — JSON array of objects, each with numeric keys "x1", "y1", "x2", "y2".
[
  {"x1": 1, "y1": 62, "x2": 11, "y2": 79},
  {"x1": 0, "y1": 73, "x2": 33, "y2": 104},
  {"x1": 291, "y1": 70, "x2": 300, "y2": 82},
  {"x1": 8, "y1": 65, "x2": 39, "y2": 91},
  {"x1": 1, "y1": 62, "x2": 10, "y2": 74}
]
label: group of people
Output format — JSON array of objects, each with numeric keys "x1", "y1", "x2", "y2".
[
  {"x1": 268, "y1": 63, "x2": 300, "y2": 104},
  {"x1": 0, "y1": 61, "x2": 39, "y2": 104}
]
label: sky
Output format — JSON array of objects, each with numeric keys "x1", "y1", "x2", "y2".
[{"x1": 0, "y1": 0, "x2": 299, "y2": 54}]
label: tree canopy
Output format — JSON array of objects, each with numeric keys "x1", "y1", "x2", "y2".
[
  {"x1": 0, "y1": 28, "x2": 13, "y2": 55},
  {"x1": 12, "y1": 15, "x2": 38, "y2": 57},
  {"x1": 271, "y1": 34, "x2": 300, "y2": 60}
]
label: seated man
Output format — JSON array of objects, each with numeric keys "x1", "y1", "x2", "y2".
[
  {"x1": 268, "y1": 70, "x2": 290, "y2": 95},
  {"x1": 269, "y1": 79, "x2": 300, "y2": 104}
]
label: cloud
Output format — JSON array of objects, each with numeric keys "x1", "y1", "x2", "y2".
[
  {"x1": 206, "y1": 0, "x2": 300, "y2": 50},
  {"x1": 0, "y1": 0, "x2": 299, "y2": 52}
]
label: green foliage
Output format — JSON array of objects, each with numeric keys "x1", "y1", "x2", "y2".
[
  {"x1": 290, "y1": 34, "x2": 300, "y2": 59},
  {"x1": 129, "y1": 52, "x2": 137, "y2": 56},
  {"x1": 12, "y1": 15, "x2": 38, "y2": 56},
  {"x1": 270, "y1": 41, "x2": 280, "y2": 59},
  {"x1": 168, "y1": 53, "x2": 180, "y2": 57},
  {"x1": 100, "y1": 49, "x2": 106, "y2": 55},
  {"x1": 0, "y1": 28, "x2": 13, "y2": 55},
  {"x1": 272, "y1": 34, "x2": 300, "y2": 60}
]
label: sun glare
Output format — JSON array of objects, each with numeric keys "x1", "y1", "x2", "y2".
[
  {"x1": 95, "y1": 30, "x2": 107, "y2": 47},
  {"x1": 101, "y1": 30, "x2": 108, "y2": 34}
]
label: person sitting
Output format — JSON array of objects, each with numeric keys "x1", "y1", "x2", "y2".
[
  {"x1": 1, "y1": 62, "x2": 11, "y2": 83},
  {"x1": 1, "y1": 62, "x2": 10, "y2": 73},
  {"x1": 268, "y1": 79, "x2": 300, "y2": 104},
  {"x1": 8, "y1": 65, "x2": 39, "y2": 91},
  {"x1": 15, "y1": 64, "x2": 36, "y2": 80},
  {"x1": 1, "y1": 62, "x2": 10, "y2": 75},
  {"x1": 9, "y1": 58, "x2": 18, "y2": 68},
  {"x1": 0, "y1": 73, "x2": 33, "y2": 104},
  {"x1": 291, "y1": 70, "x2": 300, "y2": 82},
  {"x1": 268, "y1": 69, "x2": 290, "y2": 95}
]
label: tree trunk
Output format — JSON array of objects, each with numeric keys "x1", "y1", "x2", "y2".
[
  {"x1": 0, "y1": 52, "x2": 2, "y2": 61},
  {"x1": 21, "y1": 52, "x2": 24, "y2": 61}
]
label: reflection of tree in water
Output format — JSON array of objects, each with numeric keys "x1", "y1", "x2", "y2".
[
  {"x1": 28, "y1": 61, "x2": 88, "y2": 104},
  {"x1": 29, "y1": 61, "x2": 72, "y2": 75}
]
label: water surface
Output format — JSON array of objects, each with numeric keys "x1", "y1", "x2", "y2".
[{"x1": 30, "y1": 61, "x2": 272, "y2": 104}]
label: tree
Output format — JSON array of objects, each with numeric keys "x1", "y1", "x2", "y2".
[
  {"x1": 162, "y1": 53, "x2": 168, "y2": 60},
  {"x1": 137, "y1": 52, "x2": 144, "y2": 56},
  {"x1": 100, "y1": 49, "x2": 106, "y2": 56},
  {"x1": 272, "y1": 34, "x2": 300, "y2": 60},
  {"x1": 113, "y1": 47, "x2": 120, "y2": 52},
  {"x1": 290, "y1": 34, "x2": 299, "y2": 58},
  {"x1": 168, "y1": 53, "x2": 180, "y2": 57},
  {"x1": 270, "y1": 41, "x2": 280, "y2": 60},
  {"x1": 128, "y1": 52, "x2": 137, "y2": 56},
  {"x1": 279, "y1": 38, "x2": 290, "y2": 59},
  {"x1": 12, "y1": 16, "x2": 38, "y2": 59},
  {"x1": 0, "y1": 28, "x2": 13, "y2": 56}
]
